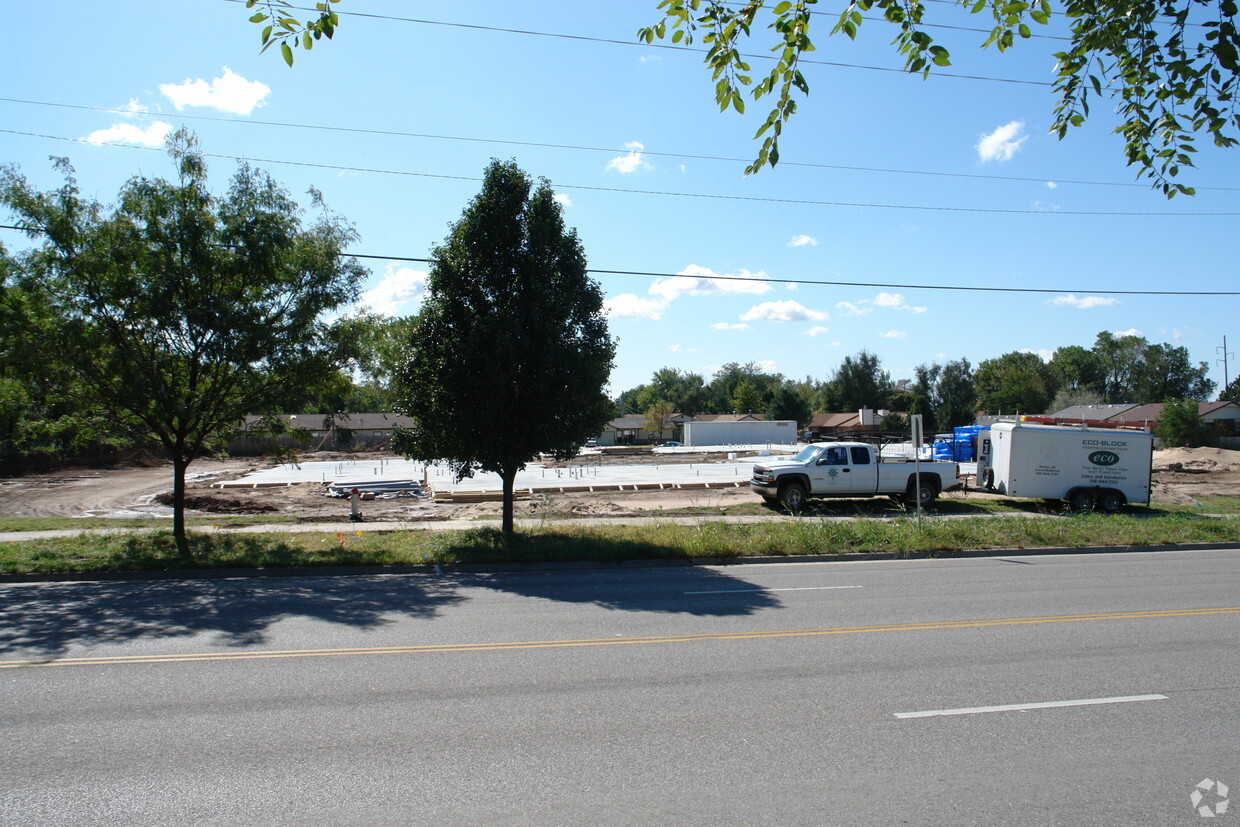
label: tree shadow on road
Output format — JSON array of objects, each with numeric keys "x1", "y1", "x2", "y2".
[
  {"x1": 0, "y1": 574, "x2": 466, "y2": 656},
  {"x1": 451, "y1": 566, "x2": 782, "y2": 617}
]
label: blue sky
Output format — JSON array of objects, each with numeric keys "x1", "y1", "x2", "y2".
[{"x1": 3, "y1": 1, "x2": 1237, "y2": 397}]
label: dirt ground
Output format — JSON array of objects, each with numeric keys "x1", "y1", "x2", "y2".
[{"x1": 0, "y1": 446, "x2": 1237, "y2": 522}]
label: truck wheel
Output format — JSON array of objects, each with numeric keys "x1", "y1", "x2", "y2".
[
  {"x1": 1098, "y1": 490, "x2": 1125, "y2": 514},
  {"x1": 1069, "y1": 489, "x2": 1095, "y2": 512},
  {"x1": 908, "y1": 482, "x2": 938, "y2": 507},
  {"x1": 779, "y1": 481, "x2": 808, "y2": 510}
]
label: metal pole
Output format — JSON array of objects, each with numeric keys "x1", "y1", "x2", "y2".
[
  {"x1": 911, "y1": 414, "x2": 923, "y2": 529},
  {"x1": 1219, "y1": 335, "x2": 1233, "y2": 397}
]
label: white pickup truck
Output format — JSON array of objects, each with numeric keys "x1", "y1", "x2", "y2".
[{"x1": 750, "y1": 442, "x2": 962, "y2": 509}]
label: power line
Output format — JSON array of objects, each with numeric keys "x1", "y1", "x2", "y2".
[
  {"x1": 4, "y1": 225, "x2": 1236, "y2": 296},
  {"x1": 11, "y1": 95, "x2": 1233, "y2": 192},
  {"x1": 224, "y1": 0, "x2": 1051, "y2": 87},
  {"x1": 5, "y1": 128, "x2": 1238, "y2": 217}
]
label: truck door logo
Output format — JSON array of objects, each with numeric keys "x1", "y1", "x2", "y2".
[{"x1": 1088, "y1": 451, "x2": 1120, "y2": 466}]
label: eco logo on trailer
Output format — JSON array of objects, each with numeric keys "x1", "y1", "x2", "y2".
[{"x1": 1087, "y1": 451, "x2": 1121, "y2": 467}]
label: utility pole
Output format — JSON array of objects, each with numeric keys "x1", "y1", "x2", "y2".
[{"x1": 1220, "y1": 335, "x2": 1234, "y2": 398}]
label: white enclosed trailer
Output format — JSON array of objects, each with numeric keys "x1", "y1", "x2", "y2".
[{"x1": 976, "y1": 421, "x2": 1154, "y2": 512}]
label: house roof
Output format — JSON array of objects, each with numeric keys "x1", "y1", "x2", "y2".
[
  {"x1": 1051, "y1": 404, "x2": 1139, "y2": 421},
  {"x1": 242, "y1": 413, "x2": 416, "y2": 430},
  {"x1": 690, "y1": 413, "x2": 764, "y2": 422},
  {"x1": 1106, "y1": 401, "x2": 1238, "y2": 424},
  {"x1": 604, "y1": 415, "x2": 648, "y2": 431},
  {"x1": 809, "y1": 412, "x2": 860, "y2": 429}
]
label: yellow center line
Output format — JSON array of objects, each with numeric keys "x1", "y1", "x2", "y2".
[{"x1": 3, "y1": 607, "x2": 1236, "y2": 669}]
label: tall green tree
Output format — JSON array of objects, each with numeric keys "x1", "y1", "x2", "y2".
[
  {"x1": 1089, "y1": 331, "x2": 1214, "y2": 402},
  {"x1": 1156, "y1": 399, "x2": 1207, "y2": 447},
  {"x1": 731, "y1": 379, "x2": 766, "y2": 416},
  {"x1": 708, "y1": 362, "x2": 781, "y2": 412},
  {"x1": 1134, "y1": 342, "x2": 1216, "y2": 401},
  {"x1": 1048, "y1": 345, "x2": 1106, "y2": 397},
  {"x1": 974, "y1": 351, "x2": 1057, "y2": 415},
  {"x1": 936, "y1": 359, "x2": 977, "y2": 430},
  {"x1": 1223, "y1": 376, "x2": 1240, "y2": 405},
  {"x1": 634, "y1": 367, "x2": 710, "y2": 416},
  {"x1": 643, "y1": 400, "x2": 677, "y2": 442},
  {"x1": 1092, "y1": 331, "x2": 1148, "y2": 402},
  {"x1": 390, "y1": 160, "x2": 615, "y2": 533},
  {"x1": 829, "y1": 350, "x2": 893, "y2": 412},
  {"x1": 0, "y1": 131, "x2": 366, "y2": 554},
  {"x1": 766, "y1": 385, "x2": 812, "y2": 426}
]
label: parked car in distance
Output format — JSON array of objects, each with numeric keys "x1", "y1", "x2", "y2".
[
  {"x1": 657, "y1": 441, "x2": 683, "y2": 448},
  {"x1": 585, "y1": 438, "x2": 598, "y2": 447}
]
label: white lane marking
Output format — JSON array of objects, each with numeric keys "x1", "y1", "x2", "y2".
[
  {"x1": 685, "y1": 585, "x2": 863, "y2": 595},
  {"x1": 894, "y1": 693, "x2": 1169, "y2": 719}
]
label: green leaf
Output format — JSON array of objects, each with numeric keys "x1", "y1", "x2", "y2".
[{"x1": 281, "y1": 42, "x2": 294, "y2": 67}]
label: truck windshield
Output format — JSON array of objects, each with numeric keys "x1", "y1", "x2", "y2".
[{"x1": 792, "y1": 446, "x2": 823, "y2": 464}]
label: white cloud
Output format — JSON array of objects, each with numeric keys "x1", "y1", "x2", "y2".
[
  {"x1": 159, "y1": 67, "x2": 271, "y2": 115},
  {"x1": 976, "y1": 120, "x2": 1027, "y2": 163},
  {"x1": 84, "y1": 121, "x2": 174, "y2": 147},
  {"x1": 864, "y1": 292, "x2": 927, "y2": 313},
  {"x1": 834, "y1": 301, "x2": 873, "y2": 317},
  {"x1": 787, "y1": 234, "x2": 818, "y2": 247},
  {"x1": 605, "y1": 294, "x2": 666, "y2": 320},
  {"x1": 668, "y1": 343, "x2": 681, "y2": 352},
  {"x1": 1051, "y1": 294, "x2": 1117, "y2": 309},
  {"x1": 879, "y1": 330, "x2": 908, "y2": 339},
  {"x1": 121, "y1": 98, "x2": 152, "y2": 116},
  {"x1": 358, "y1": 267, "x2": 428, "y2": 316},
  {"x1": 805, "y1": 326, "x2": 831, "y2": 337},
  {"x1": 711, "y1": 322, "x2": 749, "y2": 331},
  {"x1": 1022, "y1": 348, "x2": 1055, "y2": 361},
  {"x1": 739, "y1": 300, "x2": 828, "y2": 323},
  {"x1": 755, "y1": 360, "x2": 778, "y2": 373},
  {"x1": 1112, "y1": 328, "x2": 1142, "y2": 338},
  {"x1": 553, "y1": 193, "x2": 572, "y2": 207},
  {"x1": 649, "y1": 264, "x2": 772, "y2": 302},
  {"x1": 1046, "y1": 181, "x2": 1058, "y2": 189},
  {"x1": 606, "y1": 141, "x2": 653, "y2": 174}
]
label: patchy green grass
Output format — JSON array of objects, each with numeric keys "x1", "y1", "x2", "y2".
[
  {"x1": 1153, "y1": 496, "x2": 1240, "y2": 515},
  {"x1": 1, "y1": 512, "x2": 1236, "y2": 576},
  {"x1": 0, "y1": 514, "x2": 299, "y2": 533}
]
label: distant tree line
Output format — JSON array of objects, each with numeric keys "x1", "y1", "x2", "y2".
[{"x1": 614, "y1": 333, "x2": 1218, "y2": 436}]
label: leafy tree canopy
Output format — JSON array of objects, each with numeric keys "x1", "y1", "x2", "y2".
[
  {"x1": 1156, "y1": 398, "x2": 1207, "y2": 446},
  {"x1": 0, "y1": 130, "x2": 367, "y2": 552},
  {"x1": 643, "y1": 400, "x2": 677, "y2": 439},
  {"x1": 637, "y1": 0, "x2": 1240, "y2": 195},
  {"x1": 1223, "y1": 375, "x2": 1240, "y2": 404},
  {"x1": 390, "y1": 160, "x2": 615, "y2": 533},
  {"x1": 830, "y1": 350, "x2": 893, "y2": 412},
  {"x1": 974, "y1": 351, "x2": 1057, "y2": 414},
  {"x1": 766, "y1": 385, "x2": 812, "y2": 426}
]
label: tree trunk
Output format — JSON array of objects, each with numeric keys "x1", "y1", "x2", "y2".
[
  {"x1": 501, "y1": 466, "x2": 517, "y2": 534},
  {"x1": 171, "y1": 455, "x2": 194, "y2": 560}
]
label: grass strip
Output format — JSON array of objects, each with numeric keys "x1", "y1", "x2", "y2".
[{"x1": 1, "y1": 513, "x2": 1237, "y2": 575}]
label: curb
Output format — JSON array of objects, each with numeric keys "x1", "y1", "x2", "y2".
[{"x1": 0, "y1": 542, "x2": 1234, "y2": 584}]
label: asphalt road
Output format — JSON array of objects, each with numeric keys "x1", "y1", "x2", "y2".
[{"x1": 2, "y1": 549, "x2": 1237, "y2": 825}]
